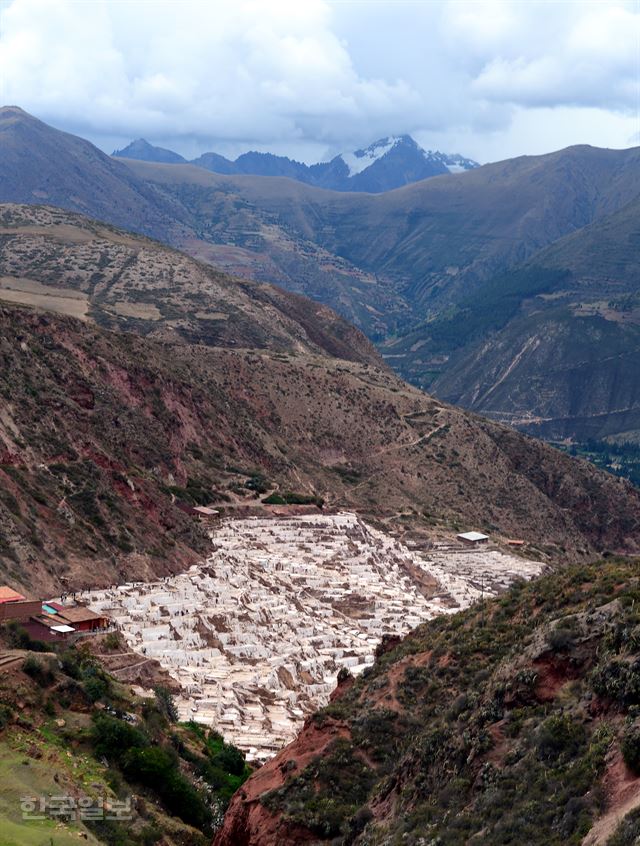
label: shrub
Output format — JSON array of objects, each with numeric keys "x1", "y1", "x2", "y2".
[
  {"x1": 91, "y1": 714, "x2": 149, "y2": 763},
  {"x1": 592, "y1": 659, "x2": 640, "y2": 705},
  {"x1": 0, "y1": 703, "x2": 13, "y2": 729},
  {"x1": 22, "y1": 656, "x2": 55, "y2": 687},
  {"x1": 154, "y1": 685, "x2": 178, "y2": 723},
  {"x1": 123, "y1": 746, "x2": 211, "y2": 831},
  {"x1": 535, "y1": 714, "x2": 586, "y2": 762},
  {"x1": 263, "y1": 491, "x2": 324, "y2": 507},
  {"x1": 621, "y1": 725, "x2": 640, "y2": 775},
  {"x1": 206, "y1": 731, "x2": 246, "y2": 777},
  {"x1": 548, "y1": 626, "x2": 576, "y2": 652},
  {"x1": 103, "y1": 631, "x2": 121, "y2": 651}
]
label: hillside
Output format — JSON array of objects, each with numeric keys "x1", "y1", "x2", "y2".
[
  {"x1": 2, "y1": 295, "x2": 640, "y2": 595},
  {"x1": 0, "y1": 106, "x2": 186, "y2": 244},
  {"x1": 391, "y1": 195, "x2": 640, "y2": 443},
  {"x1": 3, "y1": 108, "x2": 640, "y2": 446},
  {"x1": 122, "y1": 142, "x2": 640, "y2": 339},
  {"x1": 215, "y1": 556, "x2": 640, "y2": 846},
  {"x1": 0, "y1": 629, "x2": 250, "y2": 845},
  {"x1": 0, "y1": 204, "x2": 380, "y2": 364}
]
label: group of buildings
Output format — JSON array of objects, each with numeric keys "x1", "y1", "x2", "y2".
[{"x1": 0, "y1": 585, "x2": 109, "y2": 642}]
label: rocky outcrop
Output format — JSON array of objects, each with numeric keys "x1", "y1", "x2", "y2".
[{"x1": 214, "y1": 680, "x2": 355, "y2": 846}]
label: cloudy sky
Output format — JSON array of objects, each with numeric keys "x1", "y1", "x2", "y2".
[{"x1": 1, "y1": 0, "x2": 638, "y2": 164}]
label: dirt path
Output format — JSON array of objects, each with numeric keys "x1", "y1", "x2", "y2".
[{"x1": 583, "y1": 752, "x2": 640, "y2": 845}]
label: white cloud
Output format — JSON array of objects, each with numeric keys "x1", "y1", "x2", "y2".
[
  {"x1": 0, "y1": 0, "x2": 637, "y2": 161},
  {"x1": 0, "y1": 0, "x2": 420, "y2": 149}
]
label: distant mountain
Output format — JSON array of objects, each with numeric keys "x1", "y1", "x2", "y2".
[
  {"x1": 310, "y1": 135, "x2": 479, "y2": 192},
  {"x1": 426, "y1": 194, "x2": 640, "y2": 442},
  {"x1": 113, "y1": 137, "x2": 186, "y2": 164},
  {"x1": 115, "y1": 132, "x2": 479, "y2": 193},
  {"x1": 4, "y1": 107, "x2": 640, "y2": 446},
  {"x1": 0, "y1": 105, "x2": 186, "y2": 242}
]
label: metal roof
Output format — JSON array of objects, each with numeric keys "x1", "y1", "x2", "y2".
[{"x1": 457, "y1": 531, "x2": 489, "y2": 542}]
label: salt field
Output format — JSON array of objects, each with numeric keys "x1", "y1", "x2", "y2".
[{"x1": 85, "y1": 512, "x2": 542, "y2": 760}]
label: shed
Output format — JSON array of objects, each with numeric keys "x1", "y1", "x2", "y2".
[
  {"x1": 24, "y1": 616, "x2": 76, "y2": 642},
  {"x1": 457, "y1": 531, "x2": 489, "y2": 546},
  {"x1": 193, "y1": 506, "x2": 220, "y2": 523},
  {"x1": 53, "y1": 605, "x2": 108, "y2": 632}
]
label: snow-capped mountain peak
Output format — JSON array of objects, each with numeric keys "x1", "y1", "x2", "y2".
[
  {"x1": 334, "y1": 136, "x2": 478, "y2": 187},
  {"x1": 340, "y1": 136, "x2": 404, "y2": 177}
]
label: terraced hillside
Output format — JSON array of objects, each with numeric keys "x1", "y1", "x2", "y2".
[{"x1": 0, "y1": 204, "x2": 379, "y2": 365}]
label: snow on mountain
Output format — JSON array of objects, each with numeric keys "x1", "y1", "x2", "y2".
[
  {"x1": 339, "y1": 137, "x2": 402, "y2": 177},
  {"x1": 115, "y1": 132, "x2": 479, "y2": 192},
  {"x1": 421, "y1": 149, "x2": 479, "y2": 175}
]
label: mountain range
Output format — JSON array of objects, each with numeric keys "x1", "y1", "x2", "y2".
[
  {"x1": 113, "y1": 134, "x2": 479, "y2": 193},
  {"x1": 2, "y1": 106, "x2": 640, "y2": 450},
  {"x1": 4, "y1": 106, "x2": 640, "y2": 846}
]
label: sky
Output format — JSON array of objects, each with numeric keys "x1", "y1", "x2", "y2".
[{"x1": 0, "y1": 0, "x2": 638, "y2": 164}]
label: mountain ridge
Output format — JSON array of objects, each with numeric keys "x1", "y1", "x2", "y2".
[
  {"x1": 4, "y1": 106, "x2": 640, "y2": 448},
  {"x1": 113, "y1": 133, "x2": 479, "y2": 193}
]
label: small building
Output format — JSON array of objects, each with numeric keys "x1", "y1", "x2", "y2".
[
  {"x1": 457, "y1": 531, "x2": 489, "y2": 547},
  {"x1": 23, "y1": 615, "x2": 76, "y2": 643},
  {"x1": 0, "y1": 585, "x2": 42, "y2": 623},
  {"x1": 51, "y1": 605, "x2": 108, "y2": 633},
  {"x1": 506, "y1": 539, "x2": 525, "y2": 547},
  {"x1": 192, "y1": 506, "x2": 220, "y2": 523}
]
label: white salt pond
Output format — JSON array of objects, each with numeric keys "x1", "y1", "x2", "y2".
[{"x1": 85, "y1": 512, "x2": 542, "y2": 761}]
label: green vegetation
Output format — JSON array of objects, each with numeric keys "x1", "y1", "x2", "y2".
[
  {"x1": 562, "y1": 440, "x2": 640, "y2": 487},
  {"x1": 607, "y1": 806, "x2": 640, "y2": 846},
  {"x1": 260, "y1": 558, "x2": 640, "y2": 845},
  {"x1": 0, "y1": 635, "x2": 251, "y2": 843},
  {"x1": 3, "y1": 621, "x2": 52, "y2": 652},
  {"x1": 263, "y1": 491, "x2": 325, "y2": 507},
  {"x1": 263, "y1": 738, "x2": 376, "y2": 838},
  {"x1": 404, "y1": 266, "x2": 568, "y2": 357}
]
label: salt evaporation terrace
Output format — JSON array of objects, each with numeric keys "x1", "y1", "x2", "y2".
[{"x1": 85, "y1": 512, "x2": 542, "y2": 761}]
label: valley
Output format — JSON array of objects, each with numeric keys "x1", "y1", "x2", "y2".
[
  {"x1": 2, "y1": 1, "x2": 639, "y2": 840},
  {"x1": 2, "y1": 107, "x2": 640, "y2": 450}
]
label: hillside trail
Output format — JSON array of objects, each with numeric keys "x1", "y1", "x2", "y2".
[
  {"x1": 582, "y1": 753, "x2": 640, "y2": 845},
  {"x1": 347, "y1": 413, "x2": 448, "y2": 495}
]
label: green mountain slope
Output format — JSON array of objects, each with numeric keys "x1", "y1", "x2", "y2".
[
  {"x1": 0, "y1": 631, "x2": 249, "y2": 845},
  {"x1": 402, "y1": 195, "x2": 640, "y2": 443}
]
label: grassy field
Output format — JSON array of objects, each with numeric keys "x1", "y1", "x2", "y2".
[{"x1": 0, "y1": 737, "x2": 102, "y2": 846}]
